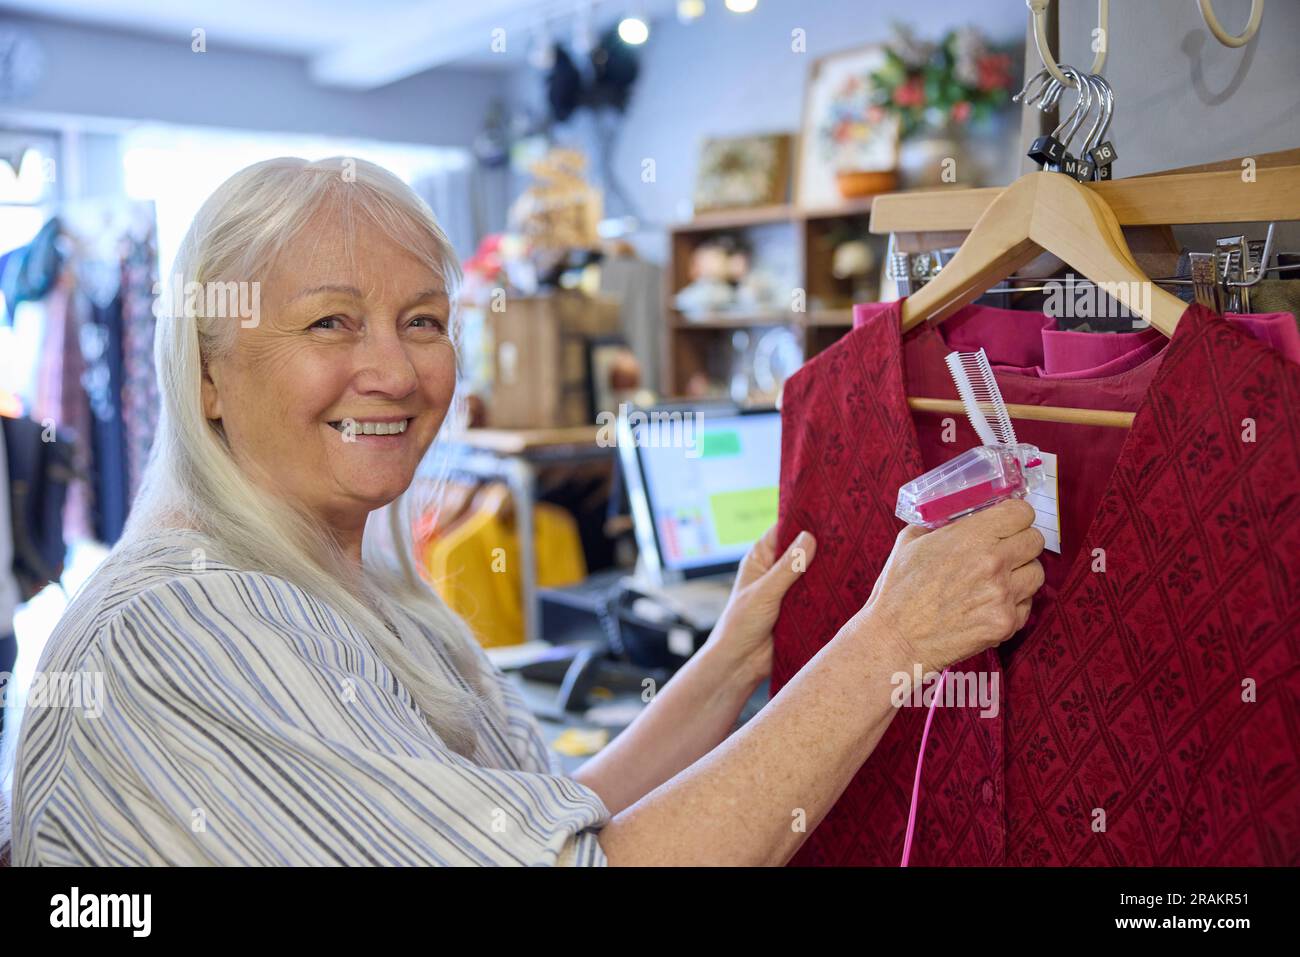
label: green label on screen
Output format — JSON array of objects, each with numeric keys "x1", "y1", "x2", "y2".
[
  {"x1": 710, "y1": 486, "x2": 778, "y2": 545},
  {"x1": 702, "y1": 430, "x2": 742, "y2": 457}
]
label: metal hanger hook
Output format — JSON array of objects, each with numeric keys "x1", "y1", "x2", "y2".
[
  {"x1": 1012, "y1": 67, "x2": 1054, "y2": 105},
  {"x1": 1049, "y1": 66, "x2": 1093, "y2": 150},
  {"x1": 1081, "y1": 73, "x2": 1114, "y2": 155}
]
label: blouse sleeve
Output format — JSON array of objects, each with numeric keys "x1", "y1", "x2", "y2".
[{"x1": 85, "y1": 570, "x2": 610, "y2": 866}]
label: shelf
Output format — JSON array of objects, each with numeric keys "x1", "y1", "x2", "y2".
[
  {"x1": 671, "y1": 195, "x2": 881, "y2": 234},
  {"x1": 450, "y1": 426, "x2": 603, "y2": 455},
  {"x1": 795, "y1": 196, "x2": 878, "y2": 220},
  {"x1": 804, "y1": 308, "x2": 855, "y2": 326},
  {"x1": 671, "y1": 204, "x2": 795, "y2": 232},
  {"x1": 673, "y1": 311, "x2": 792, "y2": 328},
  {"x1": 671, "y1": 308, "x2": 855, "y2": 329}
]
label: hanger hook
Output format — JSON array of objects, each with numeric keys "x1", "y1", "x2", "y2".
[
  {"x1": 1012, "y1": 67, "x2": 1054, "y2": 105},
  {"x1": 1044, "y1": 67, "x2": 1093, "y2": 152},
  {"x1": 1081, "y1": 73, "x2": 1113, "y2": 155},
  {"x1": 1198, "y1": 0, "x2": 1265, "y2": 48},
  {"x1": 1060, "y1": 67, "x2": 1095, "y2": 151},
  {"x1": 1026, "y1": 0, "x2": 1109, "y2": 86}
]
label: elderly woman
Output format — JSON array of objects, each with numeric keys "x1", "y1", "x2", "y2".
[{"x1": 8, "y1": 158, "x2": 1043, "y2": 866}]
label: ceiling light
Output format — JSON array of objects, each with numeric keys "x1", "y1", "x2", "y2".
[
  {"x1": 677, "y1": 0, "x2": 705, "y2": 22},
  {"x1": 725, "y1": 0, "x2": 757, "y2": 12},
  {"x1": 617, "y1": 16, "x2": 649, "y2": 45}
]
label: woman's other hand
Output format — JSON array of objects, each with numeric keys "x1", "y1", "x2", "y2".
[{"x1": 707, "y1": 525, "x2": 816, "y2": 686}]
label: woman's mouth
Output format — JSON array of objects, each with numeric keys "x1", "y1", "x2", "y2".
[{"x1": 327, "y1": 417, "x2": 413, "y2": 436}]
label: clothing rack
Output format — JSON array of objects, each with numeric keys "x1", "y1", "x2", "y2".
[
  {"x1": 417, "y1": 428, "x2": 614, "y2": 644},
  {"x1": 872, "y1": 153, "x2": 1300, "y2": 428},
  {"x1": 868, "y1": 149, "x2": 1300, "y2": 235},
  {"x1": 893, "y1": 224, "x2": 1300, "y2": 297}
]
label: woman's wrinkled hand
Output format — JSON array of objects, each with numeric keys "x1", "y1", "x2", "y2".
[
  {"x1": 850, "y1": 498, "x2": 1046, "y2": 673},
  {"x1": 708, "y1": 525, "x2": 816, "y2": 685}
]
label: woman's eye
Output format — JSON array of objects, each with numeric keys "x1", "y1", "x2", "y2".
[
  {"x1": 410, "y1": 315, "x2": 447, "y2": 333},
  {"x1": 310, "y1": 315, "x2": 344, "y2": 330}
]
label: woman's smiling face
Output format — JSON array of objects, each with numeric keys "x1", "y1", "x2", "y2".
[{"x1": 201, "y1": 206, "x2": 456, "y2": 535}]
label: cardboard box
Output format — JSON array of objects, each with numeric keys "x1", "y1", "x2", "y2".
[{"x1": 488, "y1": 293, "x2": 621, "y2": 429}]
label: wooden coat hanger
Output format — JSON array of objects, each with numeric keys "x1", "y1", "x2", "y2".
[{"x1": 900, "y1": 171, "x2": 1191, "y2": 429}]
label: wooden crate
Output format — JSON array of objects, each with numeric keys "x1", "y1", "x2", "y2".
[{"x1": 488, "y1": 292, "x2": 621, "y2": 429}]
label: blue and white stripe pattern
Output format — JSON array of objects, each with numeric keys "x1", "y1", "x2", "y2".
[{"x1": 12, "y1": 531, "x2": 609, "y2": 865}]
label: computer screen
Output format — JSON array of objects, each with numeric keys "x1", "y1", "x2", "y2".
[{"x1": 629, "y1": 409, "x2": 781, "y2": 575}]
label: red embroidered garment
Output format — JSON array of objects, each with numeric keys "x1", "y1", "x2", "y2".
[{"x1": 772, "y1": 301, "x2": 1300, "y2": 865}]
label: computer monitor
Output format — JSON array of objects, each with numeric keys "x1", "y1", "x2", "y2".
[{"x1": 619, "y1": 404, "x2": 781, "y2": 583}]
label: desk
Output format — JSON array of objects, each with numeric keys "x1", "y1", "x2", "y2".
[
  {"x1": 422, "y1": 427, "x2": 615, "y2": 644},
  {"x1": 503, "y1": 670, "x2": 644, "y2": 775},
  {"x1": 502, "y1": 668, "x2": 771, "y2": 775}
]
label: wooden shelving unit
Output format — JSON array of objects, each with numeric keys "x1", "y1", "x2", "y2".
[{"x1": 662, "y1": 197, "x2": 886, "y2": 397}]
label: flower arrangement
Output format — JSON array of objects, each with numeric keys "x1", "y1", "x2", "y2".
[{"x1": 871, "y1": 24, "x2": 1017, "y2": 139}]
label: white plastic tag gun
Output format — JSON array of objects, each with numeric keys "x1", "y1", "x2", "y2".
[
  {"x1": 897, "y1": 443, "x2": 1045, "y2": 528},
  {"x1": 896, "y1": 349, "x2": 1046, "y2": 528}
]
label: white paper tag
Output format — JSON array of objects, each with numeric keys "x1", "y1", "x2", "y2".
[{"x1": 1027, "y1": 451, "x2": 1061, "y2": 554}]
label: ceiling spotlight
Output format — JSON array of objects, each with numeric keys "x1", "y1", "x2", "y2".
[
  {"x1": 617, "y1": 16, "x2": 649, "y2": 45},
  {"x1": 725, "y1": 0, "x2": 757, "y2": 12},
  {"x1": 677, "y1": 0, "x2": 705, "y2": 22}
]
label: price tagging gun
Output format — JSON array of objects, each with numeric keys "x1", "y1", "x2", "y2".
[{"x1": 896, "y1": 349, "x2": 1046, "y2": 528}]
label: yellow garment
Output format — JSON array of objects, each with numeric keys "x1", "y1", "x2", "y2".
[
  {"x1": 552, "y1": 728, "x2": 609, "y2": 757},
  {"x1": 422, "y1": 495, "x2": 586, "y2": 648}
]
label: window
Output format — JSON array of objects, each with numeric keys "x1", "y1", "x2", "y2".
[
  {"x1": 0, "y1": 132, "x2": 58, "y2": 250},
  {"x1": 121, "y1": 124, "x2": 473, "y2": 286}
]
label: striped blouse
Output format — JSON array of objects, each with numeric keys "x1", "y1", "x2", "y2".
[{"x1": 12, "y1": 530, "x2": 610, "y2": 865}]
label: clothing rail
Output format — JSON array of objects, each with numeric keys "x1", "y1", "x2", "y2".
[
  {"x1": 906, "y1": 397, "x2": 1135, "y2": 428},
  {"x1": 968, "y1": 262, "x2": 1300, "y2": 295},
  {"x1": 869, "y1": 152, "x2": 1300, "y2": 234}
]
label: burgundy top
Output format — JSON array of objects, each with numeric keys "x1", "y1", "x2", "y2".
[{"x1": 773, "y1": 301, "x2": 1300, "y2": 865}]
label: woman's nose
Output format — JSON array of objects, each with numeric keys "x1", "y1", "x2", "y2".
[{"x1": 353, "y1": 324, "x2": 419, "y2": 397}]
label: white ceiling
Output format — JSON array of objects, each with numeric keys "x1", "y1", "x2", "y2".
[{"x1": 0, "y1": 0, "x2": 683, "y2": 87}]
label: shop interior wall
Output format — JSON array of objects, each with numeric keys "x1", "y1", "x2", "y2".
[
  {"x1": 506, "y1": 0, "x2": 1027, "y2": 264},
  {"x1": 1051, "y1": 0, "x2": 1300, "y2": 250},
  {"x1": 0, "y1": 12, "x2": 514, "y2": 224}
]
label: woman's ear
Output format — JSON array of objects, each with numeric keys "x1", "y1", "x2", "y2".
[{"x1": 201, "y1": 361, "x2": 223, "y2": 421}]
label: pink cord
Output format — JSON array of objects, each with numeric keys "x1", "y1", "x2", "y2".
[{"x1": 900, "y1": 667, "x2": 947, "y2": 867}]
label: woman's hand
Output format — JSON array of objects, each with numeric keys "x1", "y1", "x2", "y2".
[
  {"x1": 849, "y1": 498, "x2": 1045, "y2": 673},
  {"x1": 706, "y1": 525, "x2": 816, "y2": 686}
]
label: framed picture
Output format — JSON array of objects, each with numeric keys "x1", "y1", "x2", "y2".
[
  {"x1": 693, "y1": 133, "x2": 791, "y2": 213},
  {"x1": 795, "y1": 45, "x2": 900, "y2": 209}
]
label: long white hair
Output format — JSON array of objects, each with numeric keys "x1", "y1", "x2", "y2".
[{"x1": 127, "y1": 156, "x2": 488, "y2": 754}]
